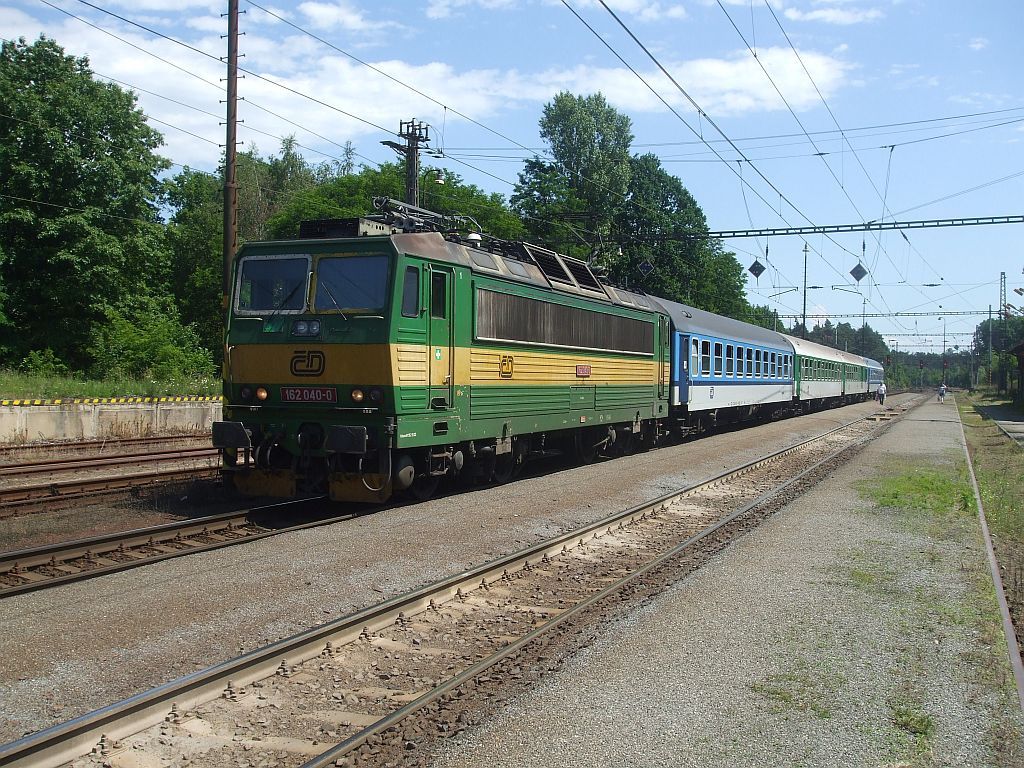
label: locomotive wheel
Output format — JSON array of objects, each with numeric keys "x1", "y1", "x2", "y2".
[
  {"x1": 408, "y1": 474, "x2": 440, "y2": 501},
  {"x1": 491, "y1": 454, "x2": 515, "y2": 484},
  {"x1": 573, "y1": 428, "x2": 601, "y2": 465}
]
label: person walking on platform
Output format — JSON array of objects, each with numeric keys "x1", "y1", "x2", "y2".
[
  {"x1": 877, "y1": 381, "x2": 887, "y2": 406},
  {"x1": 938, "y1": 383, "x2": 946, "y2": 403}
]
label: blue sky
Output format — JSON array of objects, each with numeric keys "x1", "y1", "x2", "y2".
[{"x1": 4, "y1": 0, "x2": 1022, "y2": 352}]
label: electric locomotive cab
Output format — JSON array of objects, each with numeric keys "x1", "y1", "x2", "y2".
[{"x1": 214, "y1": 228, "x2": 405, "y2": 502}]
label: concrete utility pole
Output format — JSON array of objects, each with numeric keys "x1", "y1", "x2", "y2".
[
  {"x1": 801, "y1": 242, "x2": 808, "y2": 339},
  {"x1": 1000, "y1": 271, "x2": 1008, "y2": 392},
  {"x1": 382, "y1": 120, "x2": 430, "y2": 206},
  {"x1": 222, "y1": 0, "x2": 239, "y2": 309},
  {"x1": 989, "y1": 304, "x2": 994, "y2": 386}
]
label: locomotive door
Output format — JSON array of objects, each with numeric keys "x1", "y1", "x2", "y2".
[
  {"x1": 658, "y1": 316, "x2": 670, "y2": 399},
  {"x1": 427, "y1": 266, "x2": 454, "y2": 409},
  {"x1": 675, "y1": 334, "x2": 689, "y2": 406}
]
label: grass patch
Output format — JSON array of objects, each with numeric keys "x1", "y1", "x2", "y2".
[
  {"x1": 889, "y1": 699, "x2": 936, "y2": 762},
  {"x1": 0, "y1": 369, "x2": 221, "y2": 399},
  {"x1": 890, "y1": 701, "x2": 935, "y2": 737},
  {"x1": 856, "y1": 456, "x2": 1023, "y2": 766},
  {"x1": 749, "y1": 662, "x2": 844, "y2": 719},
  {"x1": 960, "y1": 395, "x2": 1024, "y2": 639},
  {"x1": 861, "y1": 465, "x2": 972, "y2": 521}
]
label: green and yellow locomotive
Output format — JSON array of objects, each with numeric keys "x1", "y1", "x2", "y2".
[{"x1": 214, "y1": 199, "x2": 670, "y2": 503}]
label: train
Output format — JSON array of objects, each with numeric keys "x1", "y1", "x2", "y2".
[{"x1": 213, "y1": 198, "x2": 884, "y2": 503}]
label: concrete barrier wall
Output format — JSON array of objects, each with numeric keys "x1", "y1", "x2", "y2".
[{"x1": 0, "y1": 401, "x2": 222, "y2": 443}]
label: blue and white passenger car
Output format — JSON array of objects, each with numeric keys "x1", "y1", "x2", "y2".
[
  {"x1": 653, "y1": 298, "x2": 794, "y2": 434},
  {"x1": 864, "y1": 357, "x2": 884, "y2": 396}
]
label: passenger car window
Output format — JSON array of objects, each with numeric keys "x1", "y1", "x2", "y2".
[
  {"x1": 701, "y1": 340, "x2": 711, "y2": 377},
  {"x1": 714, "y1": 342, "x2": 723, "y2": 376},
  {"x1": 725, "y1": 344, "x2": 734, "y2": 376}
]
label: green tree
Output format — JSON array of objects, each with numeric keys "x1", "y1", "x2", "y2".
[
  {"x1": 607, "y1": 153, "x2": 748, "y2": 317},
  {"x1": 0, "y1": 37, "x2": 171, "y2": 369},
  {"x1": 88, "y1": 295, "x2": 213, "y2": 382},
  {"x1": 264, "y1": 162, "x2": 524, "y2": 242},
  {"x1": 513, "y1": 92, "x2": 633, "y2": 255},
  {"x1": 163, "y1": 168, "x2": 223, "y2": 360}
]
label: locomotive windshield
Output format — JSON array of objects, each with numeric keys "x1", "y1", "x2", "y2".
[
  {"x1": 236, "y1": 256, "x2": 310, "y2": 313},
  {"x1": 314, "y1": 254, "x2": 389, "y2": 312}
]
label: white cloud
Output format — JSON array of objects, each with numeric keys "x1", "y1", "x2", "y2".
[
  {"x1": 783, "y1": 6, "x2": 883, "y2": 24},
  {"x1": 102, "y1": 0, "x2": 220, "y2": 10},
  {"x1": 297, "y1": 1, "x2": 402, "y2": 32},
  {"x1": 4, "y1": 4, "x2": 851, "y2": 175},
  {"x1": 185, "y1": 15, "x2": 227, "y2": 34},
  {"x1": 427, "y1": 0, "x2": 686, "y2": 22},
  {"x1": 425, "y1": 0, "x2": 518, "y2": 21},
  {"x1": 968, "y1": 37, "x2": 989, "y2": 51}
]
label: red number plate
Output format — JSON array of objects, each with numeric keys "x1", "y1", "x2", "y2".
[
  {"x1": 280, "y1": 386, "x2": 337, "y2": 403},
  {"x1": 576, "y1": 364, "x2": 592, "y2": 378}
]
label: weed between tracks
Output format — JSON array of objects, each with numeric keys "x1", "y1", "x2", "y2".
[{"x1": 857, "y1": 456, "x2": 1022, "y2": 768}]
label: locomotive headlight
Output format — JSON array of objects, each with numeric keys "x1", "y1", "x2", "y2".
[
  {"x1": 350, "y1": 388, "x2": 365, "y2": 403},
  {"x1": 256, "y1": 386, "x2": 269, "y2": 401},
  {"x1": 240, "y1": 385, "x2": 253, "y2": 401},
  {"x1": 291, "y1": 319, "x2": 320, "y2": 336},
  {"x1": 369, "y1": 388, "x2": 383, "y2": 403}
]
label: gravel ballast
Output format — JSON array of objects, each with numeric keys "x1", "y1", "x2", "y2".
[
  {"x1": 0, "y1": 404, "x2": 883, "y2": 744},
  {"x1": 429, "y1": 395, "x2": 1024, "y2": 767}
]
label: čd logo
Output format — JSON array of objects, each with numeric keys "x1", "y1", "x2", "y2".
[
  {"x1": 499, "y1": 355, "x2": 514, "y2": 379},
  {"x1": 290, "y1": 350, "x2": 326, "y2": 377}
]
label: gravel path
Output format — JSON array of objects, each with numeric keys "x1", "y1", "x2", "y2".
[
  {"x1": 0, "y1": 403, "x2": 885, "y2": 744},
  {"x1": 430, "y1": 396, "x2": 1024, "y2": 767}
]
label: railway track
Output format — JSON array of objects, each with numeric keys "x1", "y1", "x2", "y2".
[
  {"x1": 0, "y1": 497, "x2": 345, "y2": 598},
  {"x1": 0, "y1": 399, "x2": 920, "y2": 768},
  {"x1": 0, "y1": 444, "x2": 220, "y2": 513},
  {"x1": 0, "y1": 433, "x2": 210, "y2": 461}
]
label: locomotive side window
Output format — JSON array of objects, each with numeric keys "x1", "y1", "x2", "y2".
[
  {"x1": 714, "y1": 342, "x2": 723, "y2": 376},
  {"x1": 725, "y1": 344, "x2": 734, "y2": 377},
  {"x1": 401, "y1": 266, "x2": 420, "y2": 317},
  {"x1": 701, "y1": 340, "x2": 711, "y2": 376},
  {"x1": 431, "y1": 271, "x2": 447, "y2": 318},
  {"x1": 315, "y1": 254, "x2": 389, "y2": 312}
]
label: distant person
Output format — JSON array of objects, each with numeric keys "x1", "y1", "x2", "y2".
[
  {"x1": 877, "y1": 381, "x2": 887, "y2": 406},
  {"x1": 938, "y1": 383, "x2": 946, "y2": 403}
]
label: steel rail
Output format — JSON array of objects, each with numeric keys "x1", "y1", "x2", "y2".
[
  {"x1": 0, "y1": 402, "x2": 915, "y2": 768},
  {"x1": 956, "y1": 401, "x2": 1024, "y2": 713},
  {"x1": 0, "y1": 446, "x2": 218, "y2": 476},
  {"x1": 0, "y1": 466, "x2": 220, "y2": 510},
  {"x1": 0, "y1": 496, "x2": 340, "y2": 598},
  {"x1": 0, "y1": 433, "x2": 210, "y2": 460},
  {"x1": 303, "y1": 403, "x2": 908, "y2": 767}
]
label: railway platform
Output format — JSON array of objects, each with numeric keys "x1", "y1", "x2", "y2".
[
  {"x1": 976, "y1": 402, "x2": 1024, "y2": 448},
  {"x1": 429, "y1": 395, "x2": 1024, "y2": 768}
]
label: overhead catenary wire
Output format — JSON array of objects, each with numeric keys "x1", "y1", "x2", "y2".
[{"x1": 715, "y1": 0, "x2": 907, "y2": 326}]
